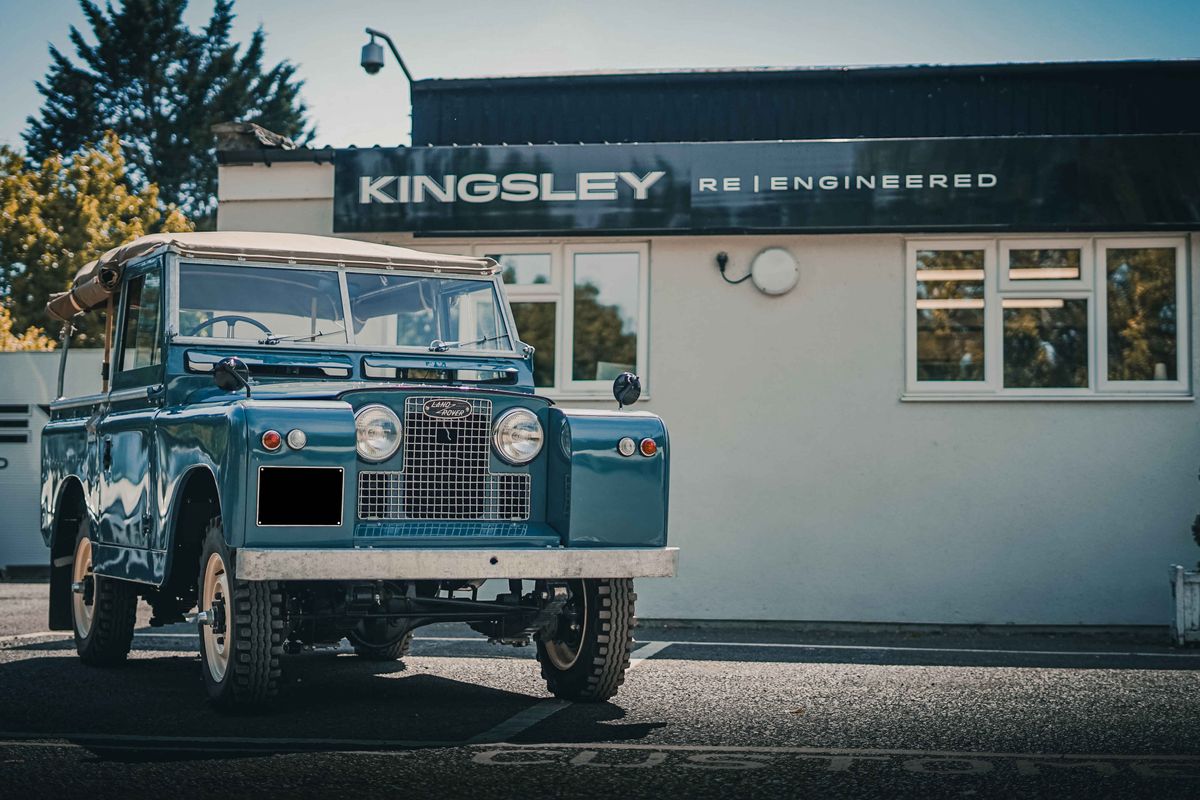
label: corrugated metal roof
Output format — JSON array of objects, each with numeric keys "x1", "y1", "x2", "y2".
[{"x1": 410, "y1": 59, "x2": 1200, "y2": 146}]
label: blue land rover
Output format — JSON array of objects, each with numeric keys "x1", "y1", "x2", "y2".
[{"x1": 40, "y1": 232, "x2": 675, "y2": 709}]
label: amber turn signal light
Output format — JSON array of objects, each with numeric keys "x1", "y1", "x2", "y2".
[
  {"x1": 261, "y1": 430, "x2": 283, "y2": 451},
  {"x1": 639, "y1": 438, "x2": 657, "y2": 457}
]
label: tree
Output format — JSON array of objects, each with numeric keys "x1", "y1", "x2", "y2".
[
  {"x1": 572, "y1": 282, "x2": 636, "y2": 381},
  {"x1": 24, "y1": 0, "x2": 312, "y2": 224},
  {"x1": 0, "y1": 132, "x2": 191, "y2": 343},
  {"x1": 0, "y1": 306, "x2": 55, "y2": 351}
]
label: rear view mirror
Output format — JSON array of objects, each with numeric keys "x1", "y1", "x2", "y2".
[
  {"x1": 613, "y1": 372, "x2": 641, "y2": 409},
  {"x1": 213, "y1": 357, "x2": 251, "y2": 397}
]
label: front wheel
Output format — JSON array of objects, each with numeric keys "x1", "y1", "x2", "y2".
[
  {"x1": 197, "y1": 518, "x2": 284, "y2": 709},
  {"x1": 71, "y1": 521, "x2": 137, "y2": 666},
  {"x1": 535, "y1": 578, "x2": 636, "y2": 702}
]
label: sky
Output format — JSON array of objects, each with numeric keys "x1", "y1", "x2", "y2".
[{"x1": 1, "y1": 0, "x2": 1199, "y2": 150}]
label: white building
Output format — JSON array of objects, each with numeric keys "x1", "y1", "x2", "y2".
[{"x1": 13, "y1": 60, "x2": 1200, "y2": 627}]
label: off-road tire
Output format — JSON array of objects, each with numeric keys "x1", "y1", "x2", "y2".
[
  {"x1": 536, "y1": 578, "x2": 636, "y2": 702},
  {"x1": 198, "y1": 518, "x2": 285, "y2": 710},
  {"x1": 348, "y1": 626, "x2": 414, "y2": 661},
  {"x1": 72, "y1": 521, "x2": 137, "y2": 666}
]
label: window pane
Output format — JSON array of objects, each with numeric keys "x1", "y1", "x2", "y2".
[
  {"x1": 120, "y1": 271, "x2": 161, "y2": 372},
  {"x1": 180, "y1": 265, "x2": 347, "y2": 343},
  {"x1": 511, "y1": 302, "x2": 557, "y2": 387},
  {"x1": 491, "y1": 253, "x2": 552, "y2": 285},
  {"x1": 1008, "y1": 249, "x2": 1081, "y2": 281},
  {"x1": 1106, "y1": 247, "x2": 1177, "y2": 381},
  {"x1": 572, "y1": 252, "x2": 639, "y2": 382},
  {"x1": 915, "y1": 250, "x2": 985, "y2": 381},
  {"x1": 1003, "y1": 299, "x2": 1088, "y2": 388}
]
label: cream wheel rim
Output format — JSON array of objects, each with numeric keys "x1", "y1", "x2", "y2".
[
  {"x1": 543, "y1": 586, "x2": 587, "y2": 671},
  {"x1": 201, "y1": 551, "x2": 232, "y2": 681},
  {"x1": 71, "y1": 536, "x2": 94, "y2": 638}
]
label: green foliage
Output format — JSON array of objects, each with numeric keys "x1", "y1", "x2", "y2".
[
  {"x1": 0, "y1": 305, "x2": 56, "y2": 351},
  {"x1": 24, "y1": 0, "x2": 312, "y2": 224},
  {"x1": 0, "y1": 132, "x2": 191, "y2": 343},
  {"x1": 510, "y1": 302, "x2": 556, "y2": 387},
  {"x1": 914, "y1": 249, "x2": 985, "y2": 381},
  {"x1": 572, "y1": 282, "x2": 636, "y2": 381},
  {"x1": 1003, "y1": 301, "x2": 1089, "y2": 388},
  {"x1": 1106, "y1": 248, "x2": 1178, "y2": 381}
]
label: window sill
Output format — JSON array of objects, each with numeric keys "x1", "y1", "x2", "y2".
[{"x1": 901, "y1": 392, "x2": 1194, "y2": 403}]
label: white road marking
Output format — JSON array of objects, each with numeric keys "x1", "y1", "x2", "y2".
[
  {"x1": 478, "y1": 741, "x2": 1200, "y2": 760},
  {"x1": 0, "y1": 631, "x2": 70, "y2": 643},
  {"x1": 465, "y1": 700, "x2": 571, "y2": 745},
  {"x1": 0, "y1": 733, "x2": 1197, "y2": 765},
  {"x1": 4, "y1": 631, "x2": 1198, "y2": 660},
  {"x1": 628, "y1": 639, "x2": 672, "y2": 666},
  {"x1": 641, "y1": 639, "x2": 1200, "y2": 659},
  {"x1": 467, "y1": 640, "x2": 671, "y2": 745},
  {"x1": 0, "y1": 731, "x2": 455, "y2": 750}
]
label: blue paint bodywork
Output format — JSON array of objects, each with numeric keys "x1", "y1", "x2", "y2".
[{"x1": 40, "y1": 249, "x2": 670, "y2": 587}]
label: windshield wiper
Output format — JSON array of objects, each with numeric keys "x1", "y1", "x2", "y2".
[
  {"x1": 259, "y1": 326, "x2": 346, "y2": 345},
  {"x1": 428, "y1": 334, "x2": 510, "y2": 353}
]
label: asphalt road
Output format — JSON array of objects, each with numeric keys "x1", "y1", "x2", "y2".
[{"x1": 1, "y1": 581, "x2": 1199, "y2": 799}]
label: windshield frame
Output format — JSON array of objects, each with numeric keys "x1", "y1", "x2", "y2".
[{"x1": 168, "y1": 255, "x2": 523, "y2": 358}]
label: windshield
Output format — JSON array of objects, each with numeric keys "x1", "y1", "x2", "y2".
[
  {"x1": 178, "y1": 263, "x2": 512, "y2": 352},
  {"x1": 346, "y1": 272, "x2": 509, "y2": 351}
]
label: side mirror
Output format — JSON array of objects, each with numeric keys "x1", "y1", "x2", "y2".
[
  {"x1": 213, "y1": 357, "x2": 251, "y2": 398},
  {"x1": 613, "y1": 372, "x2": 641, "y2": 409}
]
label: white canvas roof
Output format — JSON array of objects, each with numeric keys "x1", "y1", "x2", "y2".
[{"x1": 48, "y1": 232, "x2": 496, "y2": 322}]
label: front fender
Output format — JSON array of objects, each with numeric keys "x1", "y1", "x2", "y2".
[
  {"x1": 157, "y1": 401, "x2": 246, "y2": 549},
  {"x1": 547, "y1": 408, "x2": 670, "y2": 547}
]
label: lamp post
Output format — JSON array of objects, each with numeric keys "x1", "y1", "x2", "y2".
[{"x1": 359, "y1": 28, "x2": 415, "y2": 143}]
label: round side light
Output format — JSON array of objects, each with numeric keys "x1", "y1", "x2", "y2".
[
  {"x1": 286, "y1": 429, "x2": 307, "y2": 450},
  {"x1": 617, "y1": 437, "x2": 636, "y2": 457},
  {"x1": 639, "y1": 438, "x2": 658, "y2": 457},
  {"x1": 261, "y1": 430, "x2": 282, "y2": 451}
]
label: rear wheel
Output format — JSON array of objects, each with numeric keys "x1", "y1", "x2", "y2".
[
  {"x1": 536, "y1": 578, "x2": 636, "y2": 702},
  {"x1": 71, "y1": 521, "x2": 137, "y2": 666},
  {"x1": 348, "y1": 619, "x2": 414, "y2": 661},
  {"x1": 197, "y1": 518, "x2": 284, "y2": 709}
]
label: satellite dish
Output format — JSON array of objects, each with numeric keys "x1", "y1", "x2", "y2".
[{"x1": 750, "y1": 248, "x2": 800, "y2": 296}]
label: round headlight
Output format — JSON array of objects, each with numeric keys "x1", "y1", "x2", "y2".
[
  {"x1": 355, "y1": 404, "x2": 402, "y2": 462},
  {"x1": 493, "y1": 408, "x2": 544, "y2": 465}
]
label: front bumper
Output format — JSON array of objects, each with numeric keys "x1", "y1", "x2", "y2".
[{"x1": 236, "y1": 546, "x2": 679, "y2": 581}]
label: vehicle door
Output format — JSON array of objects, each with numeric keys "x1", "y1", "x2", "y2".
[{"x1": 96, "y1": 257, "x2": 165, "y2": 553}]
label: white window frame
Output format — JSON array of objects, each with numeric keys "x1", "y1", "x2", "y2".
[
  {"x1": 469, "y1": 242, "x2": 651, "y2": 399},
  {"x1": 1097, "y1": 237, "x2": 1190, "y2": 395},
  {"x1": 999, "y1": 238, "x2": 1093, "y2": 293},
  {"x1": 905, "y1": 235, "x2": 1191, "y2": 401},
  {"x1": 563, "y1": 243, "x2": 650, "y2": 395},
  {"x1": 906, "y1": 239, "x2": 997, "y2": 394},
  {"x1": 474, "y1": 246, "x2": 562, "y2": 389}
]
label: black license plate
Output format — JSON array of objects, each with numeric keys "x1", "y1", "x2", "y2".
[{"x1": 257, "y1": 467, "x2": 344, "y2": 526}]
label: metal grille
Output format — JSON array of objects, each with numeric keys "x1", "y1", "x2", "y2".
[{"x1": 357, "y1": 396, "x2": 531, "y2": 521}]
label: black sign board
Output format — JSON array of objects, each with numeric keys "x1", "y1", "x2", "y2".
[{"x1": 333, "y1": 135, "x2": 1200, "y2": 236}]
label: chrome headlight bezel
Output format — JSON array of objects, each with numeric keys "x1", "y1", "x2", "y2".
[
  {"x1": 492, "y1": 408, "x2": 544, "y2": 465},
  {"x1": 354, "y1": 404, "x2": 402, "y2": 462}
]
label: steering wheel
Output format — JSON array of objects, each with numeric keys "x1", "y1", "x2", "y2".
[{"x1": 188, "y1": 315, "x2": 272, "y2": 339}]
